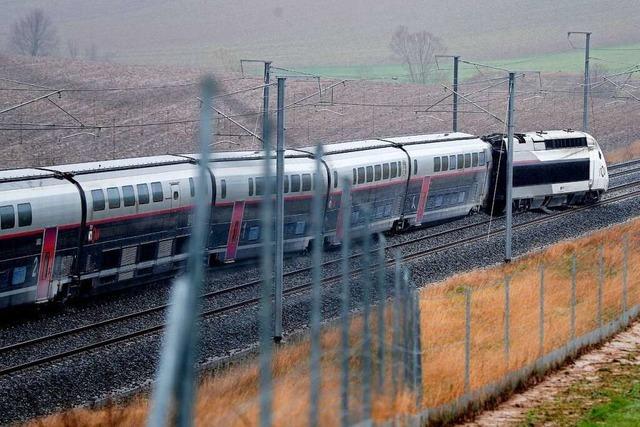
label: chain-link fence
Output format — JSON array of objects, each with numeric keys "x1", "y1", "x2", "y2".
[{"x1": 146, "y1": 78, "x2": 639, "y2": 426}]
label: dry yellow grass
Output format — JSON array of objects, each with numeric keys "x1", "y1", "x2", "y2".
[
  {"x1": 605, "y1": 139, "x2": 640, "y2": 164},
  {"x1": 30, "y1": 219, "x2": 640, "y2": 426}
]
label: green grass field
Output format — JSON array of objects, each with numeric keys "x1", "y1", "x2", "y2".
[{"x1": 296, "y1": 43, "x2": 640, "y2": 83}]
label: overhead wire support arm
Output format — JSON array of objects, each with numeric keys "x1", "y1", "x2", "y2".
[
  {"x1": 46, "y1": 97, "x2": 85, "y2": 127},
  {"x1": 0, "y1": 89, "x2": 63, "y2": 115},
  {"x1": 196, "y1": 97, "x2": 264, "y2": 143}
]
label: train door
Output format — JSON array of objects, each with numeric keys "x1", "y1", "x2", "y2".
[
  {"x1": 36, "y1": 227, "x2": 58, "y2": 303},
  {"x1": 224, "y1": 201, "x2": 245, "y2": 261}
]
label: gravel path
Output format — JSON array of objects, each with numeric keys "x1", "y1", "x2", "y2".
[{"x1": 0, "y1": 174, "x2": 639, "y2": 424}]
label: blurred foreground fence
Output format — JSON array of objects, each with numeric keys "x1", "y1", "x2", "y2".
[{"x1": 148, "y1": 77, "x2": 640, "y2": 426}]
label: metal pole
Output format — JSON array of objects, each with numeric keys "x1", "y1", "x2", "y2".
[
  {"x1": 361, "y1": 208, "x2": 373, "y2": 424},
  {"x1": 309, "y1": 144, "x2": 324, "y2": 427},
  {"x1": 623, "y1": 236, "x2": 628, "y2": 319},
  {"x1": 598, "y1": 245, "x2": 604, "y2": 328},
  {"x1": 453, "y1": 55, "x2": 460, "y2": 132},
  {"x1": 339, "y1": 178, "x2": 352, "y2": 427},
  {"x1": 274, "y1": 77, "x2": 285, "y2": 342},
  {"x1": 259, "y1": 86, "x2": 275, "y2": 427},
  {"x1": 504, "y1": 276, "x2": 510, "y2": 370},
  {"x1": 392, "y1": 252, "x2": 402, "y2": 400},
  {"x1": 571, "y1": 253, "x2": 577, "y2": 340},
  {"x1": 262, "y1": 61, "x2": 272, "y2": 149},
  {"x1": 505, "y1": 72, "x2": 516, "y2": 262},
  {"x1": 464, "y1": 287, "x2": 472, "y2": 394},
  {"x1": 376, "y1": 234, "x2": 387, "y2": 390},
  {"x1": 147, "y1": 78, "x2": 215, "y2": 427},
  {"x1": 583, "y1": 33, "x2": 591, "y2": 133},
  {"x1": 539, "y1": 265, "x2": 545, "y2": 357}
]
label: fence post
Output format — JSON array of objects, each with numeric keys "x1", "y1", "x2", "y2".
[
  {"x1": 623, "y1": 236, "x2": 628, "y2": 321},
  {"x1": 361, "y1": 208, "x2": 373, "y2": 424},
  {"x1": 339, "y1": 178, "x2": 352, "y2": 427},
  {"x1": 402, "y1": 269, "x2": 412, "y2": 388},
  {"x1": 376, "y1": 234, "x2": 387, "y2": 391},
  {"x1": 392, "y1": 252, "x2": 403, "y2": 401},
  {"x1": 309, "y1": 143, "x2": 325, "y2": 427},
  {"x1": 598, "y1": 245, "x2": 604, "y2": 328},
  {"x1": 411, "y1": 288, "x2": 423, "y2": 408},
  {"x1": 464, "y1": 287, "x2": 472, "y2": 394},
  {"x1": 539, "y1": 265, "x2": 545, "y2": 357},
  {"x1": 504, "y1": 275, "x2": 511, "y2": 370},
  {"x1": 571, "y1": 253, "x2": 577, "y2": 340},
  {"x1": 146, "y1": 78, "x2": 215, "y2": 427}
]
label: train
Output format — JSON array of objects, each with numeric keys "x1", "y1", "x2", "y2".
[{"x1": 0, "y1": 129, "x2": 608, "y2": 309}]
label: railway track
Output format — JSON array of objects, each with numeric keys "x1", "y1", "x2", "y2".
[
  {"x1": 1, "y1": 177, "x2": 639, "y2": 377},
  {"x1": 607, "y1": 158, "x2": 640, "y2": 171}
]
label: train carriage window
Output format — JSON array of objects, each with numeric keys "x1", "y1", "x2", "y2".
[
  {"x1": 374, "y1": 165, "x2": 381, "y2": 181},
  {"x1": 383, "y1": 163, "x2": 390, "y2": 179},
  {"x1": 366, "y1": 166, "x2": 373, "y2": 183},
  {"x1": 0, "y1": 206, "x2": 15, "y2": 229},
  {"x1": 434, "y1": 157, "x2": 441, "y2": 172},
  {"x1": 352, "y1": 169, "x2": 357, "y2": 185},
  {"x1": 17, "y1": 203, "x2": 32, "y2": 227},
  {"x1": 284, "y1": 175, "x2": 289, "y2": 193},
  {"x1": 472, "y1": 152, "x2": 479, "y2": 167},
  {"x1": 457, "y1": 154, "x2": 464, "y2": 169},
  {"x1": 255, "y1": 177, "x2": 264, "y2": 196},
  {"x1": 333, "y1": 171, "x2": 338, "y2": 188},
  {"x1": 220, "y1": 179, "x2": 227, "y2": 199},
  {"x1": 449, "y1": 155, "x2": 456, "y2": 169},
  {"x1": 401, "y1": 161, "x2": 406, "y2": 175},
  {"x1": 122, "y1": 186, "x2": 135, "y2": 207},
  {"x1": 291, "y1": 174, "x2": 301, "y2": 192},
  {"x1": 137, "y1": 184, "x2": 150, "y2": 204},
  {"x1": 302, "y1": 174, "x2": 312, "y2": 191},
  {"x1": 91, "y1": 189, "x2": 105, "y2": 211},
  {"x1": 248, "y1": 178, "x2": 254, "y2": 196},
  {"x1": 107, "y1": 187, "x2": 121, "y2": 209},
  {"x1": 390, "y1": 162, "x2": 398, "y2": 178},
  {"x1": 151, "y1": 182, "x2": 164, "y2": 202},
  {"x1": 479, "y1": 152, "x2": 486, "y2": 166},
  {"x1": 312, "y1": 173, "x2": 319, "y2": 190},
  {"x1": 442, "y1": 156, "x2": 449, "y2": 171},
  {"x1": 357, "y1": 167, "x2": 365, "y2": 184},
  {"x1": 189, "y1": 178, "x2": 195, "y2": 197},
  {"x1": 413, "y1": 159, "x2": 418, "y2": 175},
  {"x1": 464, "y1": 153, "x2": 471, "y2": 168}
]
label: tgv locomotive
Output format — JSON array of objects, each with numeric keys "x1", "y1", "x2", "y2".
[{"x1": 0, "y1": 130, "x2": 608, "y2": 309}]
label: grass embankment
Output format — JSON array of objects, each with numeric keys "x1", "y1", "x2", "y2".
[{"x1": 31, "y1": 219, "x2": 640, "y2": 426}]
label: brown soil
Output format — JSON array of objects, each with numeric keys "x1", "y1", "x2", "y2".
[{"x1": 1, "y1": 54, "x2": 639, "y2": 170}]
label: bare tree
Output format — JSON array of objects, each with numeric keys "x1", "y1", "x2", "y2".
[
  {"x1": 390, "y1": 25, "x2": 444, "y2": 84},
  {"x1": 67, "y1": 39, "x2": 80, "y2": 59},
  {"x1": 84, "y1": 43, "x2": 99, "y2": 61},
  {"x1": 9, "y1": 9, "x2": 58, "y2": 56}
]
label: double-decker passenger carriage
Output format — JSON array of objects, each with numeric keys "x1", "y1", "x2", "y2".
[
  {"x1": 484, "y1": 130, "x2": 609, "y2": 213},
  {"x1": 0, "y1": 169, "x2": 81, "y2": 309},
  {"x1": 0, "y1": 130, "x2": 610, "y2": 309},
  {"x1": 206, "y1": 150, "x2": 320, "y2": 262},
  {"x1": 383, "y1": 133, "x2": 492, "y2": 228}
]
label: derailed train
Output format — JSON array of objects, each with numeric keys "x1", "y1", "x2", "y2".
[{"x1": 0, "y1": 130, "x2": 608, "y2": 309}]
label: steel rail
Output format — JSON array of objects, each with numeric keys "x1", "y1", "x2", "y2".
[{"x1": 1, "y1": 180, "x2": 639, "y2": 377}]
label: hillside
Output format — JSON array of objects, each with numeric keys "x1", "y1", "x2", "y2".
[
  {"x1": 0, "y1": 54, "x2": 638, "y2": 170},
  {"x1": 0, "y1": 1, "x2": 639, "y2": 67}
]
